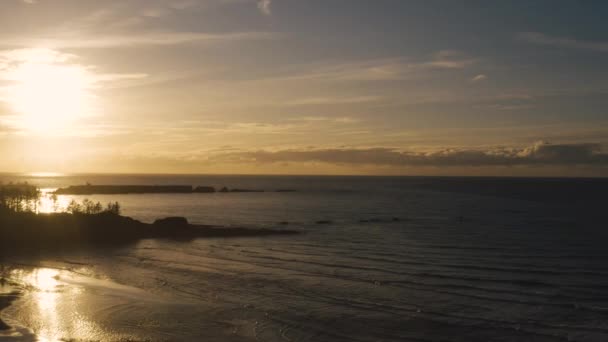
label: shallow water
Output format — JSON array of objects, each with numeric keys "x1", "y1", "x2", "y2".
[{"x1": 1, "y1": 175, "x2": 608, "y2": 341}]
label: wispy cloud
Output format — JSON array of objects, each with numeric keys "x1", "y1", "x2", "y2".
[
  {"x1": 285, "y1": 95, "x2": 383, "y2": 106},
  {"x1": 289, "y1": 116, "x2": 361, "y2": 124},
  {"x1": 0, "y1": 48, "x2": 147, "y2": 84},
  {"x1": 519, "y1": 32, "x2": 608, "y2": 52},
  {"x1": 257, "y1": 0, "x2": 272, "y2": 15},
  {"x1": 474, "y1": 103, "x2": 534, "y2": 111},
  {"x1": 208, "y1": 142, "x2": 608, "y2": 167},
  {"x1": 261, "y1": 51, "x2": 477, "y2": 83},
  {"x1": 471, "y1": 74, "x2": 487, "y2": 82},
  {"x1": 146, "y1": 121, "x2": 303, "y2": 137},
  {"x1": 0, "y1": 48, "x2": 73, "y2": 63},
  {"x1": 425, "y1": 50, "x2": 476, "y2": 69},
  {"x1": 138, "y1": 1, "x2": 199, "y2": 18},
  {"x1": 1, "y1": 31, "x2": 277, "y2": 49}
]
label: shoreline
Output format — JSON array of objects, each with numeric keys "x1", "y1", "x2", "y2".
[
  {"x1": 0, "y1": 287, "x2": 19, "y2": 331},
  {"x1": 0, "y1": 210, "x2": 299, "y2": 254}
]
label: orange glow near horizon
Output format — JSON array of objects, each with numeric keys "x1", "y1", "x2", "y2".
[{"x1": 27, "y1": 172, "x2": 66, "y2": 178}]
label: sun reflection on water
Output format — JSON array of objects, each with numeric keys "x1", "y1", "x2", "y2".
[
  {"x1": 26, "y1": 172, "x2": 65, "y2": 178},
  {"x1": 36, "y1": 189, "x2": 71, "y2": 214},
  {"x1": 8, "y1": 267, "x2": 107, "y2": 341},
  {"x1": 26, "y1": 269, "x2": 61, "y2": 342},
  {"x1": 24, "y1": 268, "x2": 60, "y2": 292},
  {"x1": 6, "y1": 187, "x2": 80, "y2": 214}
]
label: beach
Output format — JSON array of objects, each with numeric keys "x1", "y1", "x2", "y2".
[{"x1": 0, "y1": 292, "x2": 18, "y2": 331}]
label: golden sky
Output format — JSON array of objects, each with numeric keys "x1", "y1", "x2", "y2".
[{"x1": 0, "y1": 0, "x2": 607, "y2": 176}]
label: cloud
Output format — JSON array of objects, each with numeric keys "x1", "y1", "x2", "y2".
[
  {"x1": 474, "y1": 103, "x2": 534, "y2": 111},
  {"x1": 207, "y1": 142, "x2": 608, "y2": 167},
  {"x1": 141, "y1": 8, "x2": 171, "y2": 18},
  {"x1": 285, "y1": 96, "x2": 383, "y2": 106},
  {"x1": 1, "y1": 31, "x2": 276, "y2": 49},
  {"x1": 257, "y1": 0, "x2": 272, "y2": 15},
  {"x1": 425, "y1": 50, "x2": 476, "y2": 69},
  {"x1": 517, "y1": 141, "x2": 606, "y2": 164},
  {"x1": 0, "y1": 48, "x2": 147, "y2": 83},
  {"x1": 0, "y1": 48, "x2": 73, "y2": 64},
  {"x1": 289, "y1": 116, "x2": 361, "y2": 124},
  {"x1": 471, "y1": 74, "x2": 487, "y2": 82},
  {"x1": 0, "y1": 116, "x2": 17, "y2": 135},
  {"x1": 136, "y1": 1, "x2": 199, "y2": 18},
  {"x1": 263, "y1": 51, "x2": 477, "y2": 83},
  {"x1": 519, "y1": 32, "x2": 608, "y2": 52},
  {"x1": 156, "y1": 121, "x2": 301, "y2": 136}
]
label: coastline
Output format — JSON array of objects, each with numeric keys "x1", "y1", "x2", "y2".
[
  {"x1": 2, "y1": 177, "x2": 606, "y2": 340},
  {"x1": 0, "y1": 184, "x2": 299, "y2": 337},
  {"x1": 0, "y1": 210, "x2": 298, "y2": 253},
  {"x1": 0, "y1": 297, "x2": 12, "y2": 331},
  {"x1": 0, "y1": 263, "x2": 163, "y2": 341},
  {"x1": 0, "y1": 287, "x2": 19, "y2": 331}
]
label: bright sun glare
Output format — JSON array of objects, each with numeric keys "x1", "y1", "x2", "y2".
[{"x1": 5, "y1": 48, "x2": 96, "y2": 133}]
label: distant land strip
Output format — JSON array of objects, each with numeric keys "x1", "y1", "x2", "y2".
[{"x1": 54, "y1": 185, "x2": 297, "y2": 195}]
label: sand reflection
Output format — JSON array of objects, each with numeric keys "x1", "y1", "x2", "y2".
[
  {"x1": 25, "y1": 269, "x2": 60, "y2": 342},
  {"x1": 8, "y1": 267, "x2": 106, "y2": 341}
]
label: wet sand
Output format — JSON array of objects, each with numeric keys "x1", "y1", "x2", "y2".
[
  {"x1": 0, "y1": 256, "x2": 277, "y2": 341},
  {"x1": 0, "y1": 262, "x2": 142, "y2": 341},
  {"x1": 0, "y1": 295, "x2": 17, "y2": 330},
  {"x1": 0, "y1": 281, "x2": 20, "y2": 331}
]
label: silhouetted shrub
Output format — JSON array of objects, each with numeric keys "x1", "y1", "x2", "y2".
[
  {"x1": 66, "y1": 199, "x2": 121, "y2": 215},
  {"x1": 1, "y1": 183, "x2": 123, "y2": 219},
  {"x1": 105, "y1": 201, "x2": 121, "y2": 215},
  {"x1": 82, "y1": 199, "x2": 104, "y2": 214},
  {"x1": 66, "y1": 199, "x2": 83, "y2": 214},
  {"x1": 0, "y1": 182, "x2": 40, "y2": 213}
]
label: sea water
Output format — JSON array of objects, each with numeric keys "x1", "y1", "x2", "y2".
[{"x1": 1, "y1": 174, "x2": 607, "y2": 341}]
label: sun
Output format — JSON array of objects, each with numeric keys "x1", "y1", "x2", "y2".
[{"x1": 4, "y1": 48, "x2": 96, "y2": 133}]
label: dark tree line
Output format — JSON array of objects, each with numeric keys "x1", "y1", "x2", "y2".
[
  {"x1": 1, "y1": 183, "x2": 121, "y2": 216},
  {"x1": 0, "y1": 182, "x2": 39, "y2": 212},
  {"x1": 66, "y1": 199, "x2": 121, "y2": 215}
]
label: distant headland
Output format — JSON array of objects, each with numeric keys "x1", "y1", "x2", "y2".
[
  {"x1": 53, "y1": 184, "x2": 296, "y2": 195},
  {"x1": 0, "y1": 183, "x2": 298, "y2": 254}
]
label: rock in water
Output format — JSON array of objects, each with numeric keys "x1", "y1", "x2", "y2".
[
  {"x1": 316, "y1": 220, "x2": 333, "y2": 225},
  {"x1": 193, "y1": 186, "x2": 215, "y2": 193},
  {"x1": 153, "y1": 217, "x2": 189, "y2": 227}
]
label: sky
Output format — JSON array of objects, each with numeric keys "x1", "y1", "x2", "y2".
[{"x1": 0, "y1": 0, "x2": 607, "y2": 176}]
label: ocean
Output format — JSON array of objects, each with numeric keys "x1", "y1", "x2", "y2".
[{"x1": 1, "y1": 174, "x2": 608, "y2": 341}]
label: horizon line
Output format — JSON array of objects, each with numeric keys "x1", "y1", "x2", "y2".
[{"x1": 0, "y1": 171, "x2": 607, "y2": 180}]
